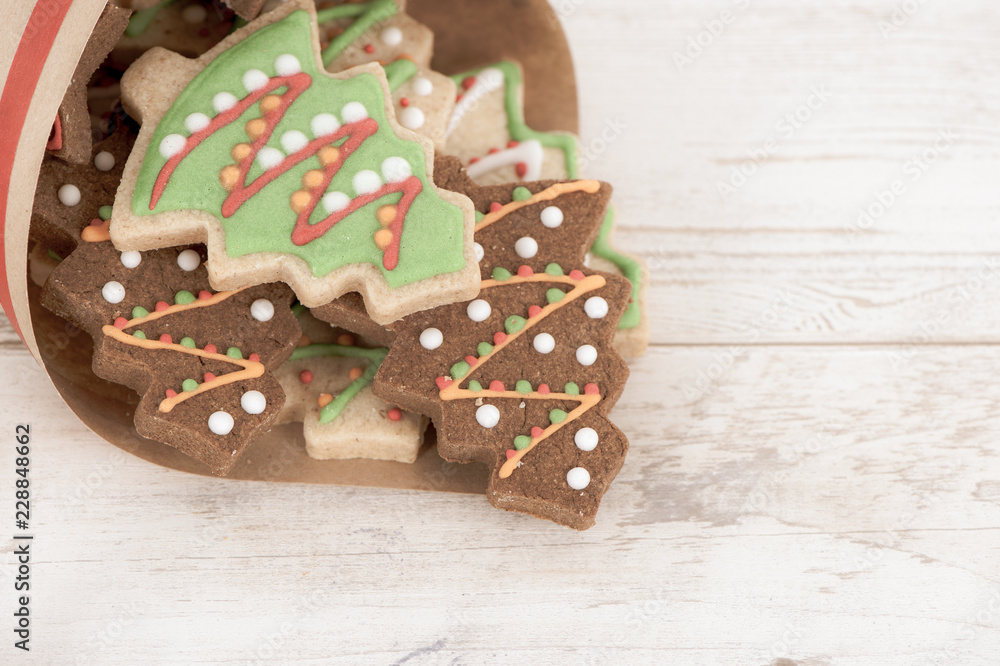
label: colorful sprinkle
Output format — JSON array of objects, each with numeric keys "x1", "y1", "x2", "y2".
[
  {"x1": 174, "y1": 290, "x2": 196, "y2": 305},
  {"x1": 549, "y1": 409, "x2": 568, "y2": 424},
  {"x1": 182, "y1": 379, "x2": 198, "y2": 392},
  {"x1": 504, "y1": 315, "x2": 526, "y2": 334},
  {"x1": 299, "y1": 369, "x2": 314, "y2": 384},
  {"x1": 513, "y1": 435, "x2": 532, "y2": 451},
  {"x1": 387, "y1": 407, "x2": 402, "y2": 421},
  {"x1": 180, "y1": 337, "x2": 196, "y2": 348}
]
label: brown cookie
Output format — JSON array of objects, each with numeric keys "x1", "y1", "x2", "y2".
[
  {"x1": 370, "y1": 157, "x2": 632, "y2": 529},
  {"x1": 40, "y1": 240, "x2": 300, "y2": 475},
  {"x1": 110, "y1": 1, "x2": 239, "y2": 71}
]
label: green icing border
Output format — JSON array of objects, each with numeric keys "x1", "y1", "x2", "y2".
[
  {"x1": 290, "y1": 343, "x2": 388, "y2": 424},
  {"x1": 319, "y1": 0, "x2": 399, "y2": 67},
  {"x1": 383, "y1": 58, "x2": 418, "y2": 93},
  {"x1": 125, "y1": 0, "x2": 178, "y2": 37},
  {"x1": 593, "y1": 206, "x2": 642, "y2": 330}
]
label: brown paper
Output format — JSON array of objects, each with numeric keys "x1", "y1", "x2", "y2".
[{"x1": 10, "y1": 0, "x2": 578, "y2": 492}]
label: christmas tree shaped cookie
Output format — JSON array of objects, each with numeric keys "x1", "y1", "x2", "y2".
[
  {"x1": 41, "y1": 240, "x2": 300, "y2": 475},
  {"x1": 112, "y1": 0, "x2": 479, "y2": 323},
  {"x1": 373, "y1": 159, "x2": 632, "y2": 529},
  {"x1": 274, "y1": 309, "x2": 426, "y2": 463}
]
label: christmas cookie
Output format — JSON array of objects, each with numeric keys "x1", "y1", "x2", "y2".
[
  {"x1": 317, "y1": 0, "x2": 433, "y2": 73},
  {"x1": 372, "y1": 158, "x2": 633, "y2": 530},
  {"x1": 112, "y1": 0, "x2": 479, "y2": 322},
  {"x1": 111, "y1": 1, "x2": 240, "y2": 71},
  {"x1": 275, "y1": 309, "x2": 426, "y2": 463},
  {"x1": 445, "y1": 60, "x2": 649, "y2": 356},
  {"x1": 49, "y1": 3, "x2": 131, "y2": 164},
  {"x1": 40, "y1": 240, "x2": 300, "y2": 475}
]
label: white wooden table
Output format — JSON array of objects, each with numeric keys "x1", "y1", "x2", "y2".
[{"x1": 3, "y1": 1, "x2": 1000, "y2": 663}]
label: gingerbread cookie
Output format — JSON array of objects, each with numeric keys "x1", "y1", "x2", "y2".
[
  {"x1": 372, "y1": 159, "x2": 632, "y2": 529},
  {"x1": 41, "y1": 240, "x2": 300, "y2": 475},
  {"x1": 317, "y1": 0, "x2": 432, "y2": 72},
  {"x1": 111, "y1": 1, "x2": 238, "y2": 70},
  {"x1": 112, "y1": 0, "x2": 479, "y2": 322},
  {"x1": 275, "y1": 309, "x2": 426, "y2": 463}
]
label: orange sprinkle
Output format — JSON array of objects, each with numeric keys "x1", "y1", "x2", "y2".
[
  {"x1": 219, "y1": 165, "x2": 240, "y2": 191},
  {"x1": 336, "y1": 333, "x2": 355, "y2": 346},
  {"x1": 349, "y1": 366, "x2": 364, "y2": 381},
  {"x1": 318, "y1": 146, "x2": 340, "y2": 166},
  {"x1": 376, "y1": 205, "x2": 396, "y2": 226},
  {"x1": 297, "y1": 333, "x2": 312, "y2": 348},
  {"x1": 260, "y1": 94, "x2": 282, "y2": 113},
  {"x1": 302, "y1": 169, "x2": 325, "y2": 189},
  {"x1": 245, "y1": 118, "x2": 266, "y2": 140},
  {"x1": 231, "y1": 143, "x2": 251, "y2": 162},
  {"x1": 290, "y1": 190, "x2": 312, "y2": 213},
  {"x1": 374, "y1": 229, "x2": 393, "y2": 251},
  {"x1": 318, "y1": 393, "x2": 333, "y2": 408}
]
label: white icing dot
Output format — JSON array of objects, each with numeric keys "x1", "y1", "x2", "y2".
[
  {"x1": 533, "y1": 333, "x2": 555, "y2": 354},
  {"x1": 419, "y1": 327, "x2": 443, "y2": 350},
  {"x1": 399, "y1": 107, "x2": 425, "y2": 130},
  {"x1": 474, "y1": 242, "x2": 484, "y2": 263},
  {"x1": 567, "y1": 467, "x2": 591, "y2": 490},
  {"x1": 353, "y1": 170, "x2": 381, "y2": 195},
  {"x1": 182, "y1": 4, "x2": 207, "y2": 23},
  {"x1": 280, "y1": 130, "x2": 309, "y2": 154},
  {"x1": 380, "y1": 26, "x2": 403, "y2": 46},
  {"x1": 584, "y1": 296, "x2": 609, "y2": 319},
  {"x1": 250, "y1": 299, "x2": 274, "y2": 322},
  {"x1": 94, "y1": 151, "x2": 115, "y2": 172},
  {"x1": 241, "y1": 390, "x2": 267, "y2": 415},
  {"x1": 466, "y1": 299, "x2": 491, "y2": 322},
  {"x1": 184, "y1": 112, "x2": 210, "y2": 134},
  {"x1": 514, "y1": 236, "x2": 538, "y2": 259},
  {"x1": 208, "y1": 411, "x2": 235, "y2": 436},
  {"x1": 176, "y1": 249, "x2": 201, "y2": 272},
  {"x1": 274, "y1": 54, "x2": 301, "y2": 76},
  {"x1": 540, "y1": 206, "x2": 564, "y2": 228},
  {"x1": 576, "y1": 344, "x2": 598, "y2": 366},
  {"x1": 57, "y1": 184, "x2": 81, "y2": 206},
  {"x1": 381, "y1": 156, "x2": 411, "y2": 183},
  {"x1": 101, "y1": 281, "x2": 125, "y2": 304},
  {"x1": 575, "y1": 427, "x2": 599, "y2": 452},
  {"x1": 213, "y1": 92, "x2": 238, "y2": 113},
  {"x1": 322, "y1": 191, "x2": 350, "y2": 213},
  {"x1": 311, "y1": 113, "x2": 340, "y2": 137},
  {"x1": 257, "y1": 146, "x2": 284, "y2": 170},
  {"x1": 159, "y1": 134, "x2": 186, "y2": 159},
  {"x1": 341, "y1": 102, "x2": 368, "y2": 123},
  {"x1": 476, "y1": 404, "x2": 500, "y2": 429},
  {"x1": 412, "y1": 77, "x2": 433, "y2": 96},
  {"x1": 120, "y1": 251, "x2": 141, "y2": 269},
  {"x1": 243, "y1": 69, "x2": 269, "y2": 92}
]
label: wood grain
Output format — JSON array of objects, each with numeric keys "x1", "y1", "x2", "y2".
[{"x1": 3, "y1": 0, "x2": 1000, "y2": 664}]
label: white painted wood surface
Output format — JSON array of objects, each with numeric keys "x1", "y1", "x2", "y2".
[{"x1": 3, "y1": 1, "x2": 1000, "y2": 663}]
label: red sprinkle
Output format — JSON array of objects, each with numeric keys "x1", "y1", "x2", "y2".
[
  {"x1": 517, "y1": 265, "x2": 534, "y2": 277},
  {"x1": 493, "y1": 332, "x2": 507, "y2": 345},
  {"x1": 531, "y1": 426, "x2": 544, "y2": 438},
  {"x1": 159, "y1": 334, "x2": 172, "y2": 344},
  {"x1": 538, "y1": 384, "x2": 550, "y2": 394},
  {"x1": 462, "y1": 76, "x2": 476, "y2": 90},
  {"x1": 113, "y1": 317, "x2": 129, "y2": 329},
  {"x1": 455, "y1": 93, "x2": 463, "y2": 102},
  {"x1": 515, "y1": 162, "x2": 528, "y2": 179},
  {"x1": 507, "y1": 140, "x2": 520, "y2": 148},
  {"x1": 203, "y1": 344, "x2": 217, "y2": 354},
  {"x1": 165, "y1": 389, "x2": 177, "y2": 398},
  {"x1": 465, "y1": 355, "x2": 477, "y2": 367},
  {"x1": 489, "y1": 202, "x2": 503, "y2": 213},
  {"x1": 249, "y1": 353, "x2": 260, "y2": 362},
  {"x1": 363, "y1": 43, "x2": 375, "y2": 53},
  {"x1": 387, "y1": 407, "x2": 402, "y2": 421},
  {"x1": 469, "y1": 157, "x2": 480, "y2": 165},
  {"x1": 400, "y1": 97, "x2": 410, "y2": 107},
  {"x1": 528, "y1": 305, "x2": 542, "y2": 318},
  {"x1": 88, "y1": 217, "x2": 103, "y2": 227},
  {"x1": 584, "y1": 383, "x2": 600, "y2": 395},
  {"x1": 198, "y1": 290, "x2": 212, "y2": 300},
  {"x1": 435, "y1": 376, "x2": 452, "y2": 390},
  {"x1": 505, "y1": 449, "x2": 517, "y2": 460},
  {"x1": 569, "y1": 269, "x2": 586, "y2": 281},
  {"x1": 489, "y1": 380, "x2": 505, "y2": 392},
  {"x1": 299, "y1": 370, "x2": 314, "y2": 384},
  {"x1": 204, "y1": 372, "x2": 217, "y2": 383},
  {"x1": 488, "y1": 147, "x2": 500, "y2": 155},
  {"x1": 155, "y1": 301, "x2": 169, "y2": 312}
]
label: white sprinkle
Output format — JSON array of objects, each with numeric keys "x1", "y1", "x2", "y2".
[
  {"x1": 213, "y1": 92, "x2": 238, "y2": 113},
  {"x1": 57, "y1": 184, "x2": 81, "y2": 206},
  {"x1": 94, "y1": 151, "x2": 115, "y2": 172},
  {"x1": 412, "y1": 77, "x2": 433, "y2": 96},
  {"x1": 466, "y1": 299, "x2": 491, "y2": 322},
  {"x1": 311, "y1": 113, "x2": 340, "y2": 137},
  {"x1": 242, "y1": 69, "x2": 269, "y2": 92},
  {"x1": 380, "y1": 26, "x2": 403, "y2": 46},
  {"x1": 399, "y1": 106, "x2": 425, "y2": 130},
  {"x1": 182, "y1": 4, "x2": 207, "y2": 23},
  {"x1": 353, "y1": 170, "x2": 381, "y2": 195},
  {"x1": 322, "y1": 191, "x2": 350, "y2": 214},
  {"x1": 540, "y1": 206, "x2": 564, "y2": 228},
  {"x1": 274, "y1": 54, "x2": 301, "y2": 76},
  {"x1": 101, "y1": 281, "x2": 125, "y2": 304},
  {"x1": 567, "y1": 467, "x2": 591, "y2": 490},
  {"x1": 474, "y1": 242, "x2": 484, "y2": 263},
  {"x1": 419, "y1": 327, "x2": 443, "y2": 350},
  {"x1": 120, "y1": 251, "x2": 141, "y2": 269},
  {"x1": 159, "y1": 134, "x2": 186, "y2": 159},
  {"x1": 533, "y1": 333, "x2": 555, "y2": 354},
  {"x1": 257, "y1": 146, "x2": 284, "y2": 170},
  {"x1": 584, "y1": 296, "x2": 609, "y2": 319},
  {"x1": 514, "y1": 236, "x2": 538, "y2": 259},
  {"x1": 380, "y1": 156, "x2": 411, "y2": 183},
  {"x1": 241, "y1": 390, "x2": 267, "y2": 415},
  {"x1": 184, "y1": 112, "x2": 210, "y2": 134},
  {"x1": 476, "y1": 404, "x2": 500, "y2": 429},
  {"x1": 176, "y1": 249, "x2": 201, "y2": 272},
  {"x1": 341, "y1": 102, "x2": 368, "y2": 123},
  {"x1": 250, "y1": 299, "x2": 274, "y2": 322},
  {"x1": 280, "y1": 130, "x2": 309, "y2": 154},
  {"x1": 576, "y1": 344, "x2": 598, "y2": 366},
  {"x1": 575, "y1": 427, "x2": 599, "y2": 452},
  {"x1": 208, "y1": 411, "x2": 235, "y2": 436}
]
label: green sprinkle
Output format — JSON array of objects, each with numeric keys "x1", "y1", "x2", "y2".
[
  {"x1": 132, "y1": 331, "x2": 146, "y2": 340},
  {"x1": 131, "y1": 306, "x2": 149, "y2": 319},
  {"x1": 181, "y1": 379, "x2": 198, "y2": 392},
  {"x1": 516, "y1": 380, "x2": 532, "y2": 394},
  {"x1": 546, "y1": 288, "x2": 565, "y2": 304},
  {"x1": 450, "y1": 361, "x2": 470, "y2": 380},
  {"x1": 512, "y1": 186, "x2": 532, "y2": 202},
  {"x1": 98, "y1": 205, "x2": 113, "y2": 221},
  {"x1": 475, "y1": 210, "x2": 485, "y2": 223},
  {"x1": 477, "y1": 342, "x2": 494, "y2": 357},
  {"x1": 513, "y1": 435, "x2": 532, "y2": 451},
  {"x1": 226, "y1": 347, "x2": 243, "y2": 359},
  {"x1": 545, "y1": 263, "x2": 564, "y2": 276},
  {"x1": 180, "y1": 337, "x2": 196, "y2": 348},
  {"x1": 565, "y1": 382, "x2": 580, "y2": 396},
  {"x1": 174, "y1": 290, "x2": 195, "y2": 305},
  {"x1": 468, "y1": 380, "x2": 483, "y2": 392},
  {"x1": 492, "y1": 267, "x2": 512, "y2": 281},
  {"x1": 505, "y1": 315, "x2": 526, "y2": 334},
  {"x1": 549, "y1": 409, "x2": 568, "y2": 424}
]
